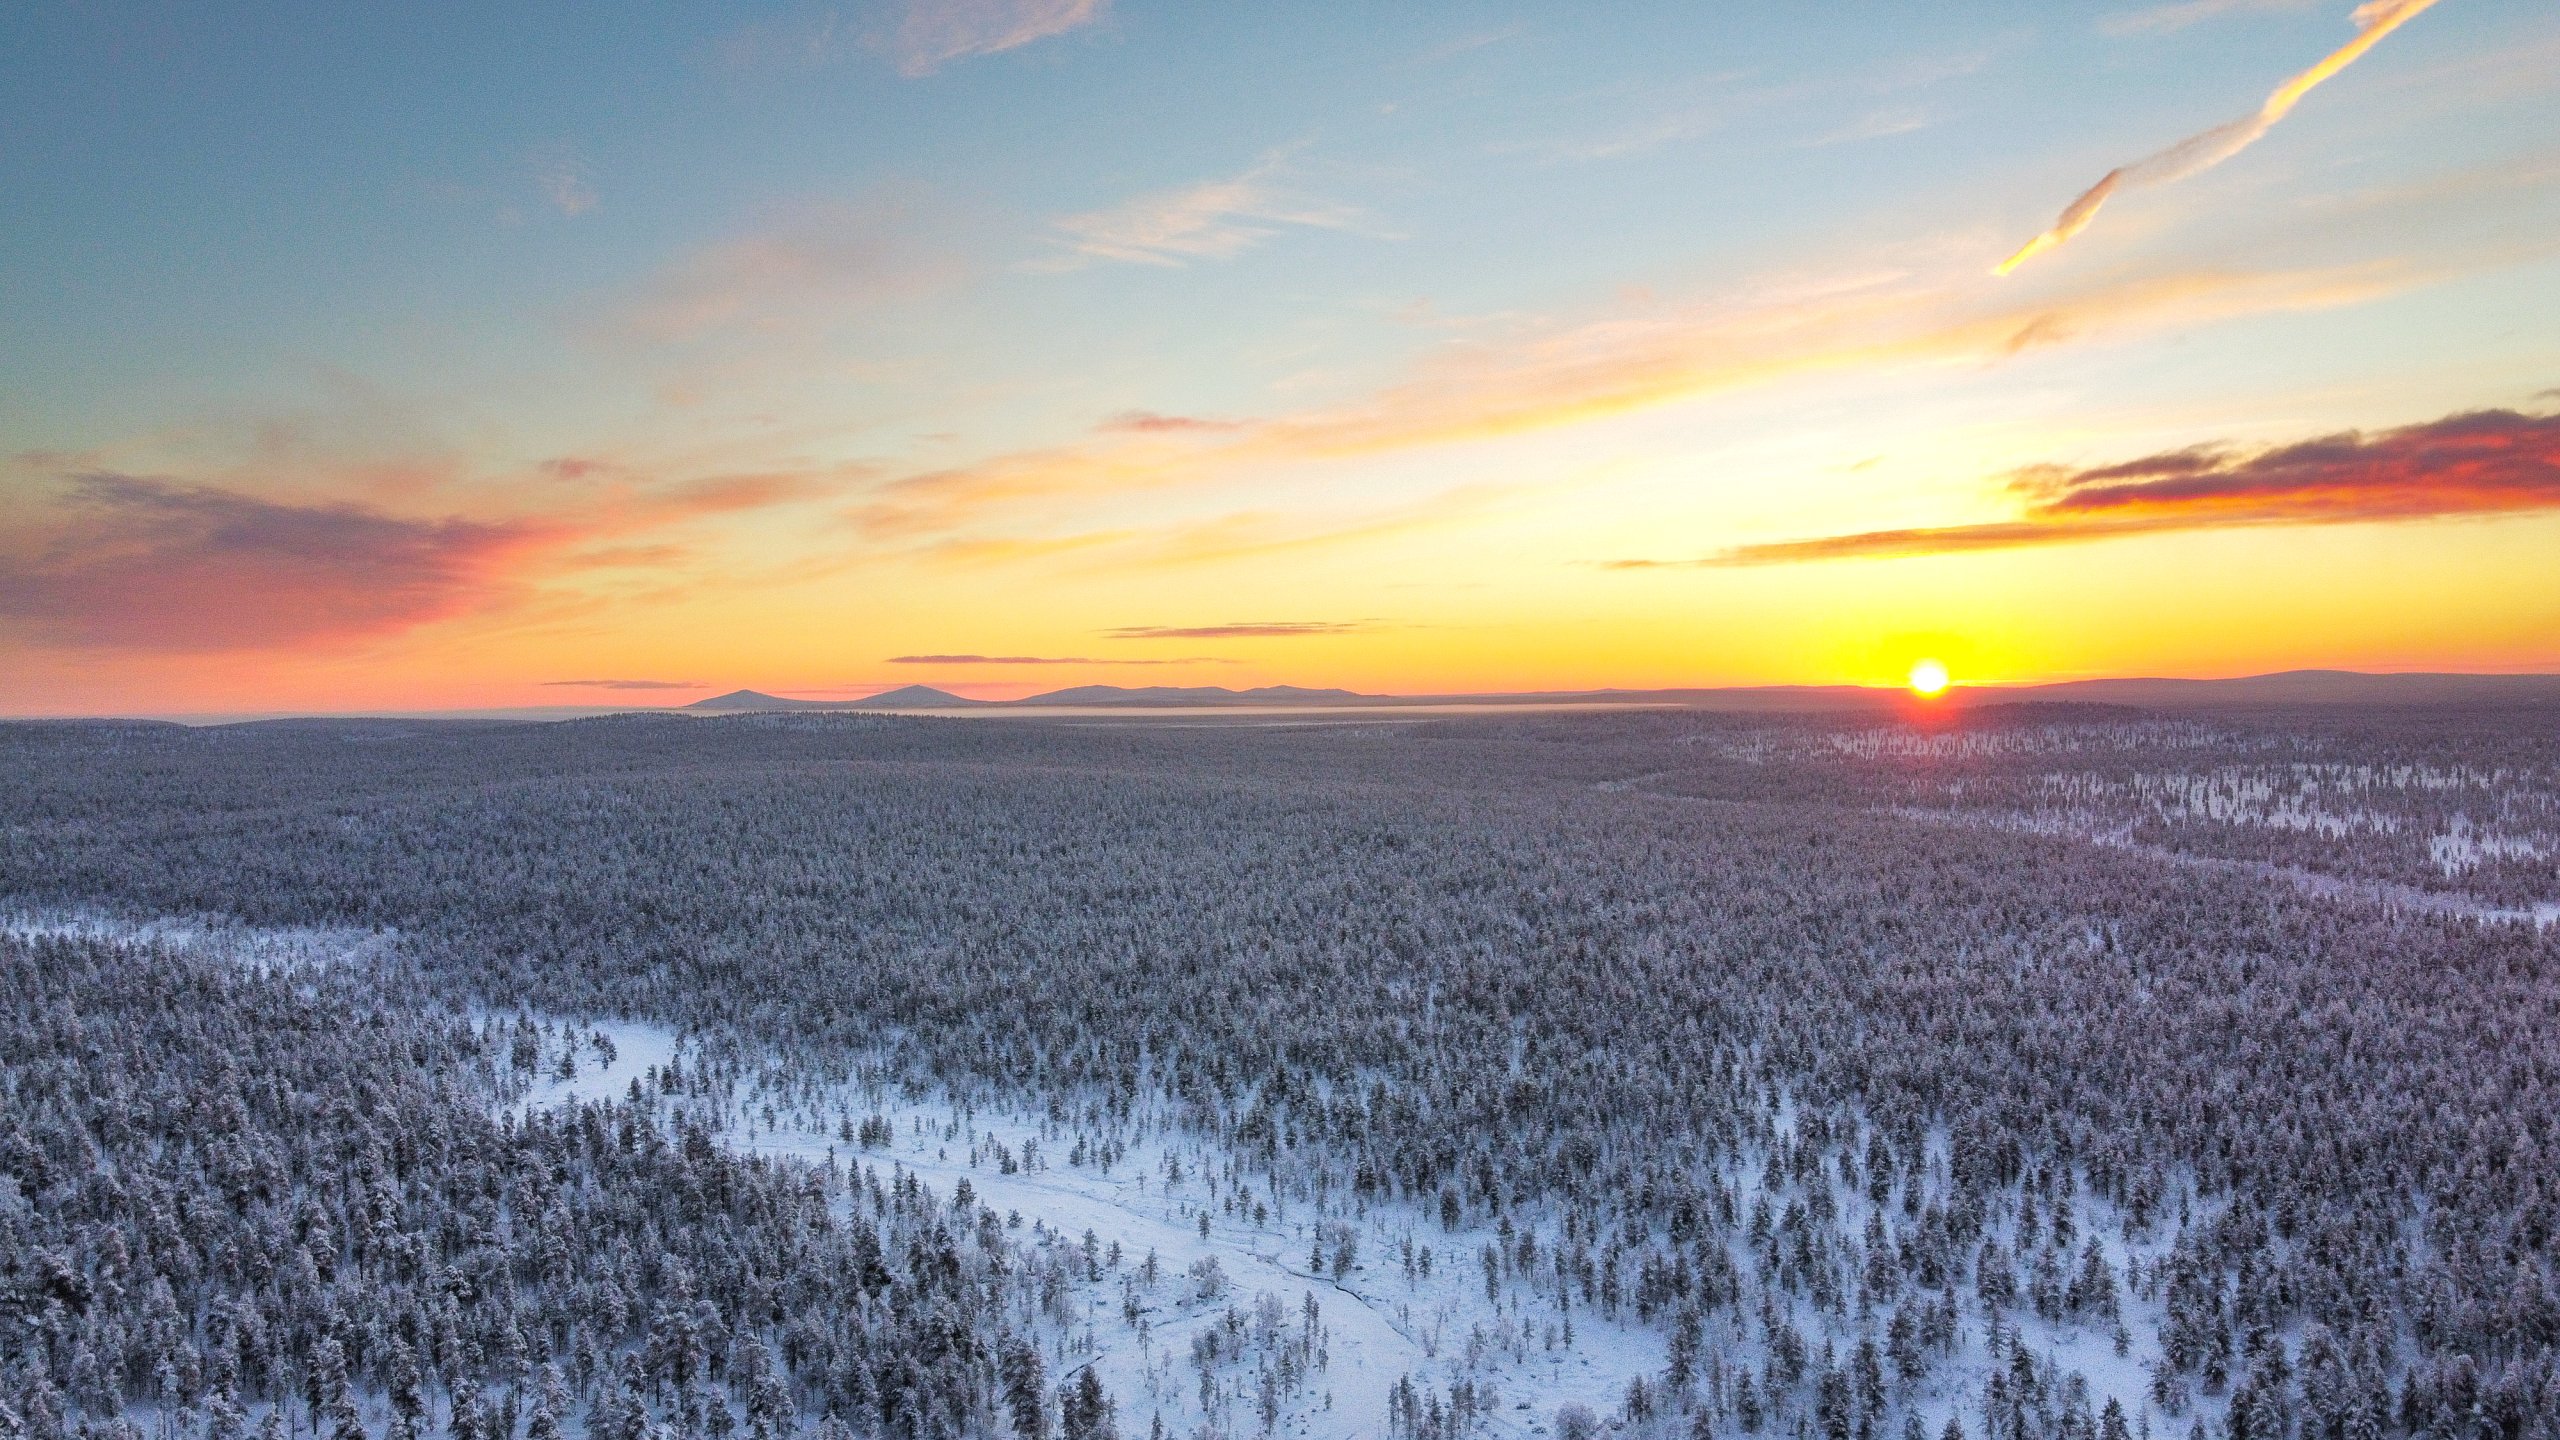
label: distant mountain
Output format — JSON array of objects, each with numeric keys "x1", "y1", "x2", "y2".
[
  {"x1": 849, "y1": 685, "x2": 984, "y2": 709},
  {"x1": 1408, "y1": 672, "x2": 2560, "y2": 712},
  {"x1": 1020, "y1": 684, "x2": 1372, "y2": 706},
  {"x1": 1992, "y1": 670, "x2": 2560, "y2": 708},
  {"x1": 684, "y1": 689, "x2": 834, "y2": 712},
  {"x1": 686, "y1": 686, "x2": 984, "y2": 712},
  {"x1": 667, "y1": 671, "x2": 2560, "y2": 718}
]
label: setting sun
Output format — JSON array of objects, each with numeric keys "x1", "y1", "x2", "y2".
[{"x1": 1908, "y1": 658, "x2": 1952, "y2": 698}]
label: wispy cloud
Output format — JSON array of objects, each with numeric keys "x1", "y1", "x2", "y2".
[
  {"x1": 1523, "y1": 76, "x2": 1768, "y2": 163},
  {"x1": 2000, "y1": 0, "x2": 2444, "y2": 273},
  {"x1": 711, "y1": 1, "x2": 1100, "y2": 77},
  {"x1": 1102, "y1": 621, "x2": 1369, "y2": 639},
  {"x1": 854, "y1": 258, "x2": 2418, "y2": 542},
  {"x1": 528, "y1": 141, "x2": 598, "y2": 217},
  {"x1": 1417, "y1": 24, "x2": 1526, "y2": 63},
  {"x1": 994, "y1": 481, "x2": 1524, "y2": 573},
  {"x1": 0, "y1": 474, "x2": 566, "y2": 651},
  {"x1": 542, "y1": 678, "x2": 706, "y2": 689},
  {"x1": 1618, "y1": 407, "x2": 2560, "y2": 566},
  {"x1": 1040, "y1": 153, "x2": 1364, "y2": 269},
  {"x1": 2100, "y1": 0, "x2": 2317, "y2": 38},
  {"x1": 610, "y1": 196, "x2": 959, "y2": 343},
  {"x1": 1098, "y1": 411, "x2": 1248, "y2": 434},
  {"x1": 893, "y1": 0, "x2": 1104, "y2": 76},
  {"x1": 1802, "y1": 109, "x2": 1933, "y2": 149}
]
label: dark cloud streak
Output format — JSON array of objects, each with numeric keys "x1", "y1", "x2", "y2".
[
  {"x1": 541, "y1": 678, "x2": 707, "y2": 690},
  {"x1": 1614, "y1": 408, "x2": 2560, "y2": 567}
]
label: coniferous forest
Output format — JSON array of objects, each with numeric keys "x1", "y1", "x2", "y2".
[{"x1": 3, "y1": 706, "x2": 2556, "y2": 1440}]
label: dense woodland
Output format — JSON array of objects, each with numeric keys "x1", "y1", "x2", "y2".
[{"x1": 2, "y1": 706, "x2": 2556, "y2": 1440}]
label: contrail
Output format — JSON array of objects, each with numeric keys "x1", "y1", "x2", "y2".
[{"x1": 1998, "y1": 0, "x2": 2442, "y2": 274}]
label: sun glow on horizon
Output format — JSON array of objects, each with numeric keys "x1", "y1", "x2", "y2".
[{"x1": 1908, "y1": 658, "x2": 1951, "y2": 698}]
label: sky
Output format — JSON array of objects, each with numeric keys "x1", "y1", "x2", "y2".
[{"x1": 4, "y1": 0, "x2": 2558, "y2": 715}]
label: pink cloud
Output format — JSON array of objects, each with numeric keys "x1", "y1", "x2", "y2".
[
  {"x1": 893, "y1": 0, "x2": 1104, "y2": 76},
  {"x1": 0, "y1": 473, "x2": 566, "y2": 651}
]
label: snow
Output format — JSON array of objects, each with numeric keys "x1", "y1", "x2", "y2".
[
  {"x1": 506, "y1": 1018, "x2": 2176, "y2": 1440},
  {"x1": 0, "y1": 907, "x2": 400, "y2": 967},
  {"x1": 9, "y1": 908, "x2": 2217, "y2": 1438}
]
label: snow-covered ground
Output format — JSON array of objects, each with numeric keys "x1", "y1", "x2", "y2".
[
  {"x1": 17, "y1": 912, "x2": 2187, "y2": 1439},
  {"x1": 512, "y1": 1017, "x2": 2167, "y2": 1440},
  {"x1": 514, "y1": 1016, "x2": 1660, "y2": 1440},
  {"x1": 0, "y1": 907, "x2": 403, "y2": 966}
]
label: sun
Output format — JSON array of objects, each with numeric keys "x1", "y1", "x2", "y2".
[{"x1": 1907, "y1": 658, "x2": 1951, "y2": 698}]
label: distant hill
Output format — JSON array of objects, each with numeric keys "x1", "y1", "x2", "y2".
[
  {"x1": 667, "y1": 672, "x2": 2560, "y2": 717},
  {"x1": 1987, "y1": 670, "x2": 2560, "y2": 708},
  {"x1": 686, "y1": 686, "x2": 984, "y2": 712},
  {"x1": 684, "y1": 689, "x2": 833, "y2": 712},
  {"x1": 851, "y1": 685, "x2": 985, "y2": 709}
]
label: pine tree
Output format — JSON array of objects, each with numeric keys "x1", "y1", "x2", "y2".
[
  {"x1": 1060, "y1": 1368, "x2": 1114, "y2": 1440},
  {"x1": 1002, "y1": 1339, "x2": 1049, "y2": 1440},
  {"x1": 526, "y1": 1363, "x2": 570, "y2": 1440}
]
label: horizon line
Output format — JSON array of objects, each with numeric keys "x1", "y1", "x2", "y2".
[{"x1": 12, "y1": 666, "x2": 2560, "y2": 727}]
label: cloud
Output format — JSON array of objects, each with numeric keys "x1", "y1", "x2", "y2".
[
  {"x1": 655, "y1": 469, "x2": 851, "y2": 515},
  {"x1": 0, "y1": 435, "x2": 857, "y2": 653},
  {"x1": 1098, "y1": 411, "x2": 1246, "y2": 434},
  {"x1": 542, "y1": 678, "x2": 707, "y2": 690},
  {"x1": 1803, "y1": 110, "x2": 1932, "y2": 148},
  {"x1": 851, "y1": 258, "x2": 2416, "y2": 542},
  {"x1": 892, "y1": 0, "x2": 1103, "y2": 76},
  {"x1": 528, "y1": 142, "x2": 598, "y2": 217},
  {"x1": 888, "y1": 653, "x2": 1216, "y2": 664},
  {"x1": 612, "y1": 196, "x2": 958, "y2": 343},
  {"x1": 1102, "y1": 621, "x2": 1368, "y2": 639},
  {"x1": 1040, "y1": 155, "x2": 1364, "y2": 269},
  {"x1": 1418, "y1": 25, "x2": 1526, "y2": 63},
  {"x1": 710, "y1": 1, "x2": 1099, "y2": 77},
  {"x1": 2000, "y1": 0, "x2": 2443, "y2": 273},
  {"x1": 2099, "y1": 0, "x2": 2317, "y2": 38},
  {"x1": 0, "y1": 473, "x2": 564, "y2": 651},
  {"x1": 1630, "y1": 406, "x2": 2560, "y2": 566},
  {"x1": 712, "y1": 7, "x2": 857, "y2": 70}
]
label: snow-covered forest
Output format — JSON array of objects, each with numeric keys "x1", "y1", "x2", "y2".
[{"x1": 2, "y1": 706, "x2": 2556, "y2": 1440}]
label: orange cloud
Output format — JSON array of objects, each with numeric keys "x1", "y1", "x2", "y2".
[
  {"x1": 855, "y1": 259, "x2": 2415, "y2": 542},
  {"x1": 2000, "y1": 0, "x2": 2443, "y2": 273},
  {"x1": 1639, "y1": 406, "x2": 2560, "y2": 565},
  {"x1": 914, "y1": 481, "x2": 1521, "y2": 575}
]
